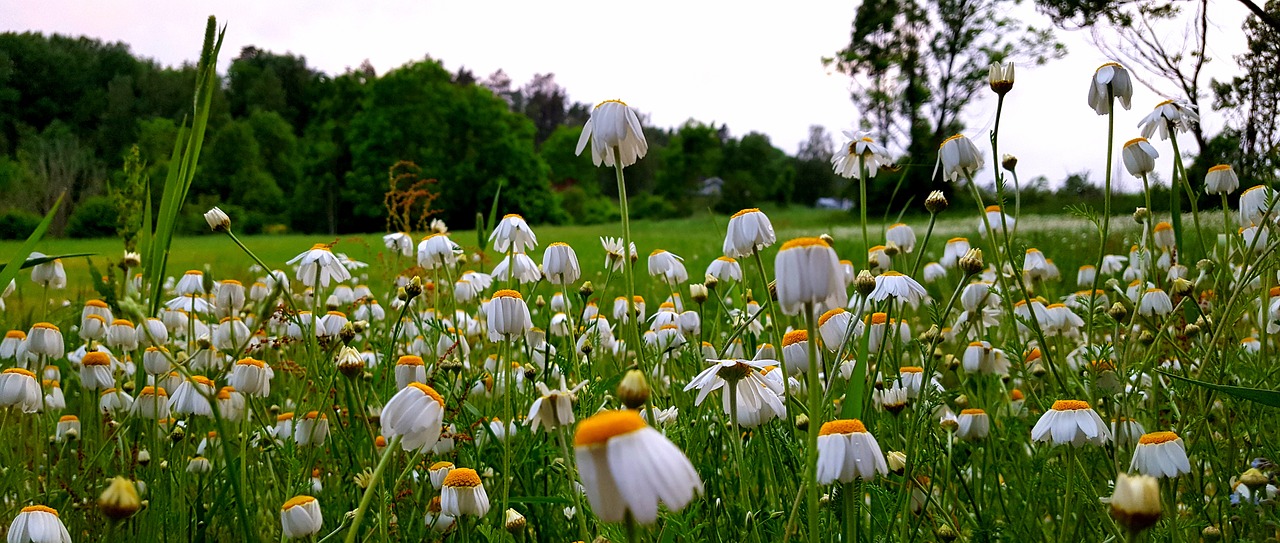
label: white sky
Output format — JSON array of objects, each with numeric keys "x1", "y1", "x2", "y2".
[{"x1": 2, "y1": 0, "x2": 1253, "y2": 192}]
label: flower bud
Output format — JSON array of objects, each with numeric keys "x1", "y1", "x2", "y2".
[
  {"x1": 1108, "y1": 302, "x2": 1129, "y2": 322},
  {"x1": 703, "y1": 273, "x2": 719, "y2": 291},
  {"x1": 936, "y1": 524, "x2": 959, "y2": 541},
  {"x1": 1110, "y1": 473, "x2": 1161, "y2": 534},
  {"x1": 924, "y1": 190, "x2": 948, "y2": 213},
  {"x1": 1001, "y1": 154, "x2": 1018, "y2": 172},
  {"x1": 887, "y1": 450, "x2": 907, "y2": 474},
  {"x1": 504, "y1": 508, "x2": 526, "y2": 534},
  {"x1": 958, "y1": 248, "x2": 984, "y2": 275},
  {"x1": 203, "y1": 207, "x2": 231, "y2": 233},
  {"x1": 535, "y1": 295, "x2": 546, "y2": 309},
  {"x1": 1170, "y1": 277, "x2": 1193, "y2": 297},
  {"x1": 1133, "y1": 207, "x2": 1150, "y2": 224},
  {"x1": 617, "y1": 370, "x2": 650, "y2": 409},
  {"x1": 99, "y1": 476, "x2": 142, "y2": 521},
  {"x1": 819, "y1": 233, "x2": 835, "y2": 247},
  {"x1": 405, "y1": 277, "x2": 424, "y2": 300},
  {"x1": 988, "y1": 61, "x2": 1014, "y2": 95},
  {"x1": 795, "y1": 414, "x2": 809, "y2": 432},
  {"x1": 855, "y1": 271, "x2": 877, "y2": 297},
  {"x1": 579, "y1": 281, "x2": 594, "y2": 300},
  {"x1": 690, "y1": 283, "x2": 709, "y2": 304},
  {"x1": 1240, "y1": 467, "x2": 1268, "y2": 489},
  {"x1": 767, "y1": 280, "x2": 778, "y2": 302},
  {"x1": 122, "y1": 252, "x2": 142, "y2": 268},
  {"x1": 1202, "y1": 525, "x2": 1222, "y2": 541},
  {"x1": 883, "y1": 242, "x2": 900, "y2": 257}
]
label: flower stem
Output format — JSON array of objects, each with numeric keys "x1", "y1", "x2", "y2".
[
  {"x1": 803, "y1": 302, "x2": 822, "y2": 540},
  {"x1": 1060, "y1": 447, "x2": 1077, "y2": 543},
  {"x1": 1087, "y1": 98, "x2": 1117, "y2": 347},
  {"x1": 344, "y1": 435, "x2": 402, "y2": 543},
  {"x1": 844, "y1": 481, "x2": 858, "y2": 543},
  {"x1": 613, "y1": 151, "x2": 655, "y2": 428}
]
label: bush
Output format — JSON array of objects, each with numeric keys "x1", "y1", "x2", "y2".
[
  {"x1": 0, "y1": 209, "x2": 41, "y2": 240},
  {"x1": 630, "y1": 193, "x2": 681, "y2": 220},
  {"x1": 66, "y1": 197, "x2": 118, "y2": 238},
  {"x1": 558, "y1": 186, "x2": 618, "y2": 225}
]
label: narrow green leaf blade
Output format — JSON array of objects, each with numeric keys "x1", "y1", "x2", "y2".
[
  {"x1": 0, "y1": 193, "x2": 65, "y2": 295},
  {"x1": 1162, "y1": 371, "x2": 1280, "y2": 408}
]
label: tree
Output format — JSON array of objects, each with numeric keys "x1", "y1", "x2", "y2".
[
  {"x1": 1212, "y1": 0, "x2": 1280, "y2": 184},
  {"x1": 793, "y1": 125, "x2": 842, "y2": 206},
  {"x1": 345, "y1": 59, "x2": 565, "y2": 232},
  {"x1": 826, "y1": 0, "x2": 1063, "y2": 203}
]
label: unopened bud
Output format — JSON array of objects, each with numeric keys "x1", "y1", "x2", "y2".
[
  {"x1": 1108, "y1": 302, "x2": 1129, "y2": 322},
  {"x1": 504, "y1": 508, "x2": 526, "y2": 534},
  {"x1": 1170, "y1": 277, "x2": 1193, "y2": 297},
  {"x1": 819, "y1": 234, "x2": 835, "y2": 247},
  {"x1": 703, "y1": 274, "x2": 719, "y2": 291},
  {"x1": 1001, "y1": 154, "x2": 1018, "y2": 172},
  {"x1": 1110, "y1": 473, "x2": 1161, "y2": 534},
  {"x1": 1202, "y1": 526, "x2": 1222, "y2": 541},
  {"x1": 883, "y1": 242, "x2": 900, "y2": 257},
  {"x1": 887, "y1": 451, "x2": 907, "y2": 474},
  {"x1": 1138, "y1": 330, "x2": 1155, "y2": 345},
  {"x1": 617, "y1": 370, "x2": 650, "y2": 409},
  {"x1": 99, "y1": 476, "x2": 142, "y2": 521},
  {"x1": 958, "y1": 249, "x2": 984, "y2": 275},
  {"x1": 1196, "y1": 259, "x2": 1214, "y2": 274},
  {"x1": 855, "y1": 271, "x2": 877, "y2": 297},
  {"x1": 1133, "y1": 207, "x2": 1150, "y2": 224},
  {"x1": 339, "y1": 323, "x2": 356, "y2": 345},
  {"x1": 795, "y1": 414, "x2": 809, "y2": 432},
  {"x1": 924, "y1": 190, "x2": 948, "y2": 214},
  {"x1": 1183, "y1": 323, "x2": 1200, "y2": 337},
  {"x1": 405, "y1": 277, "x2": 423, "y2": 299},
  {"x1": 535, "y1": 295, "x2": 546, "y2": 308},
  {"x1": 579, "y1": 281, "x2": 594, "y2": 300},
  {"x1": 690, "y1": 283, "x2": 709, "y2": 304},
  {"x1": 203, "y1": 207, "x2": 231, "y2": 233},
  {"x1": 1240, "y1": 468, "x2": 1268, "y2": 489},
  {"x1": 767, "y1": 280, "x2": 778, "y2": 302}
]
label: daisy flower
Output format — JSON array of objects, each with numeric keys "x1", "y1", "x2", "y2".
[
  {"x1": 575, "y1": 99, "x2": 649, "y2": 168},
  {"x1": 816, "y1": 419, "x2": 888, "y2": 484},
  {"x1": 573, "y1": 410, "x2": 702, "y2": 523},
  {"x1": 1031, "y1": 399, "x2": 1111, "y2": 447},
  {"x1": 287, "y1": 243, "x2": 351, "y2": 288}
]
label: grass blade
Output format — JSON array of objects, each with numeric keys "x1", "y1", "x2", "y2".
[
  {"x1": 1163, "y1": 371, "x2": 1280, "y2": 409},
  {"x1": 0, "y1": 193, "x2": 65, "y2": 296}
]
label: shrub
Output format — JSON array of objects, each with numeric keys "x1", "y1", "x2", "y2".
[
  {"x1": 66, "y1": 197, "x2": 118, "y2": 238},
  {"x1": 0, "y1": 209, "x2": 41, "y2": 240},
  {"x1": 630, "y1": 193, "x2": 680, "y2": 220}
]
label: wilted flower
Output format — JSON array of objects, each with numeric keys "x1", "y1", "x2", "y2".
[
  {"x1": 1138, "y1": 100, "x2": 1198, "y2": 141},
  {"x1": 576, "y1": 99, "x2": 648, "y2": 167},
  {"x1": 204, "y1": 207, "x2": 231, "y2": 232},
  {"x1": 936, "y1": 134, "x2": 983, "y2": 182},
  {"x1": 1087, "y1": 62, "x2": 1134, "y2": 115}
]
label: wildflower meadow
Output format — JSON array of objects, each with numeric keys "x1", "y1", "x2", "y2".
[{"x1": 3, "y1": 16, "x2": 1280, "y2": 543}]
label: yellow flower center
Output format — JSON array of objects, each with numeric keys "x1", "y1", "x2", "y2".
[
  {"x1": 1051, "y1": 400, "x2": 1090, "y2": 411},
  {"x1": 20, "y1": 505, "x2": 58, "y2": 516},
  {"x1": 782, "y1": 330, "x2": 808, "y2": 346},
  {"x1": 281, "y1": 495, "x2": 316, "y2": 511},
  {"x1": 59, "y1": 415, "x2": 78, "y2": 423},
  {"x1": 493, "y1": 289, "x2": 522, "y2": 300},
  {"x1": 780, "y1": 237, "x2": 828, "y2": 250},
  {"x1": 731, "y1": 208, "x2": 761, "y2": 218},
  {"x1": 1138, "y1": 431, "x2": 1180, "y2": 445},
  {"x1": 430, "y1": 461, "x2": 454, "y2": 470},
  {"x1": 140, "y1": 386, "x2": 167, "y2": 397},
  {"x1": 397, "y1": 355, "x2": 425, "y2": 366},
  {"x1": 237, "y1": 358, "x2": 265, "y2": 368},
  {"x1": 5, "y1": 330, "x2": 25, "y2": 339},
  {"x1": 818, "y1": 308, "x2": 846, "y2": 326},
  {"x1": 443, "y1": 468, "x2": 483, "y2": 487},
  {"x1": 82, "y1": 352, "x2": 111, "y2": 366},
  {"x1": 900, "y1": 366, "x2": 923, "y2": 373},
  {"x1": 574, "y1": 410, "x2": 647, "y2": 447},
  {"x1": 819, "y1": 419, "x2": 867, "y2": 435},
  {"x1": 1208, "y1": 164, "x2": 1232, "y2": 173},
  {"x1": 1123, "y1": 137, "x2": 1149, "y2": 148},
  {"x1": 960, "y1": 409, "x2": 986, "y2": 416},
  {"x1": 33, "y1": 322, "x2": 59, "y2": 331}
]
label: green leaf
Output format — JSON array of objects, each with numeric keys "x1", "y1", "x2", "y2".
[
  {"x1": 1162, "y1": 371, "x2": 1280, "y2": 408},
  {"x1": 0, "y1": 253, "x2": 95, "y2": 269},
  {"x1": 0, "y1": 193, "x2": 65, "y2": 295},
  {"x1": 486, "y1": 177, "x2": 506, "y2": 242}
]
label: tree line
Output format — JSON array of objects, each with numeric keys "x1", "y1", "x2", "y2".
[{"x1": 0, "y1": 33, "x2": 849, "y2": 238}]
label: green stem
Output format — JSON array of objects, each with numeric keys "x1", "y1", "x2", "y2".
[
  {"x1": 844, "y1": 481, "x2": 858, "y2": 543},
  {"x1": 1060, "y1": 447, "x2": 1077, "y2": 542},
  {"x1": 909, "y1": 211, "x2": 939, "y2": 278},
  {"x1": 613, "y1": 150, "x2": 656, "y2": 429},
  {"x1": 344, "y1": 435, "x2": 402, "y2": 543},
  {"x1": 803, "y1": 303, "x2": 822, "y2": 540},
  {"x1": 1087, "y1": 96, "x2": 1117, "y2": 347},
  {"x1": 859, "y1": 160, "x2": 870, "y2": 267}
]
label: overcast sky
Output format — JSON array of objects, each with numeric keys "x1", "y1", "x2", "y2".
[{"x1": 3, "y1": 0, "x2": 1253, "y2": 192}]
